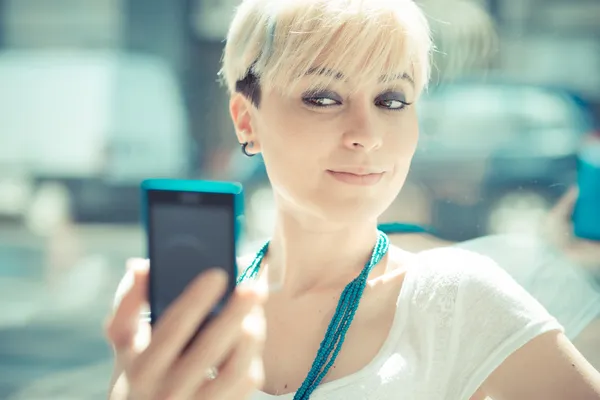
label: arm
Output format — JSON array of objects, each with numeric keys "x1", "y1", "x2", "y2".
[{"x1": 481, "y1": 330, "x2": 600, "y2": 400}]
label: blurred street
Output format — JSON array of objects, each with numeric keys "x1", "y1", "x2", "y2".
[
  {"x1": 0, "y1": 224, "x2": 139, "y2": 398},
  {"x1": 1, "y1": 0, "x2": 599, "y2": 398}
]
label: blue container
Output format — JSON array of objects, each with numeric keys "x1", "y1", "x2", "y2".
[{"x1": 573, "y1": 144, "x2": 600, "y2": 241}]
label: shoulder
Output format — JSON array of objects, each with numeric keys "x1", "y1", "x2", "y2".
[
  {"x1": 406, "y1": 248, "x2": 564, "y2": 399},
  {"x1": 379, "y1": 245, "x2": 498, "y2": 305},
  {"x1": 406, "y1": 246, "x2": 504, "y2": 304},
  {"x1": 402, "y1": 245, "x2": 563, "y2": 338},
  {"x1": 412, "y1": 245, "x2": 555, "y2": 317},
  {"x1": 416, "y1": 245, "x2": 500, "y2": 276}
]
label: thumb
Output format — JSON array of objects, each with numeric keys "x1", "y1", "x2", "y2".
[{"x1": 105, "y1": 260, "x2": 149, "y2": 364}]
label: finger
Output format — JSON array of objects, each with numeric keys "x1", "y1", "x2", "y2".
[
  {"x1": 105, "y1": 260, "x2": 149, "y2": 354},
  {"x1": 160, "y1": 285, "x2": 266, "y2": 398},
  {"x1": 565, "y1": 240, "x2": 600, "y2": 268},
  {"x1": 544, "y1": 188, "x2": 579, "y2": 245},
  {"x1": 196, "y1": 307, "x2": 266, "y2": 400},
  {"x1": 551, "y1": 186, "x2": 579, "y2": 221},
  {"x1": 127, "y1": 269, "x2": 228, "y2": 393}
]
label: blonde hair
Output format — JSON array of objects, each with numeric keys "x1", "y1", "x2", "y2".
[{"x1": 220, "y1": 0, "x2": 433, "y2": 98}]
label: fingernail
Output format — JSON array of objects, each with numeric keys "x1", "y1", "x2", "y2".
[{"x1": 126, "y1": 258, "x2": 148, "y2": 271}]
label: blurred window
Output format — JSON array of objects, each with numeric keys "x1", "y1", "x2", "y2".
[
  {"x1": 509, "y1": 87, "x2": 575, "y2": 130},
  {"x1": 418, "y1": 84, "x2": 585, "y2": 158},
  {"x1": 507, "y1": 87, "x2": 585, "y2": 156},
  {"x1": 418, "y1": 86, "x2": 517, "y2": 156}
]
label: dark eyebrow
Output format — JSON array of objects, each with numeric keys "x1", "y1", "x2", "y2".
[
  {"x1": 379, "y1": 72, "x2": 414, "y2": 86},
  {"x1": 305, "y1": 67, "x2": 345, "y2": 80}
]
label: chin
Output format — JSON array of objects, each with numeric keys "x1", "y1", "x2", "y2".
[{"x1": 312, "y1": 196, "x2": 388, "y2": 226}]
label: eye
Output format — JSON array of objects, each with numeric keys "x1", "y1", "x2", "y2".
[
  {"x1": 377, "y1": 99, "x2": 410, "y2": 110},
  {"x1": 375, "y1": 91, "x2": 411, "y2": 111},
  {"x1": 304, "y1": 97, "x2": 340, "y2": 107},
  {"x1": 302, "y1": 90, "x2": 342, "y2": 108}
]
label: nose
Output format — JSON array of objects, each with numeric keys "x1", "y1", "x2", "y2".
[{"x1": 342, "y1": 106, "x2": 383, "y2": 152}]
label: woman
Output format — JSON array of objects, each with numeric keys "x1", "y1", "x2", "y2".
[{"x1": 106, "y1": 0, "x2": 600, "y2": 399}]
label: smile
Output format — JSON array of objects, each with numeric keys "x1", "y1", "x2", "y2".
[{"x1": 326, "y1": 170, "x2": 385, "y2": 186}]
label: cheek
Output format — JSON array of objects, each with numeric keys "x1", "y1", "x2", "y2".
[
  {"x1": 258, "y1": 110, "x2": 336, "y2": 166},
  {"x1": 256, "y1": 118, "x2": 327, "y2": 191}
]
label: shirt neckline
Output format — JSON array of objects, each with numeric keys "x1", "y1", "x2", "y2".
[{"x1": 256, "y1": 258, "x2": 418, "y2": 399}]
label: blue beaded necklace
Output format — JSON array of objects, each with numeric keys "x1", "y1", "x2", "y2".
[{"x1": 236, "y1": 230, "x2": 390, "y2": 399}]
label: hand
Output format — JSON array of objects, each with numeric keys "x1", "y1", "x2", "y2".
[
  {"x1": 544, "y1": 187, "x2": 600, "y2": 269},
  {"x1": 105, "y1": 259, "x2": 267, "y2": 400}
]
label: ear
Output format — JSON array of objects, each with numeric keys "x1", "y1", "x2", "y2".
[{"x1": 229, "y1": 93, "x2": 262, "y2": 155}]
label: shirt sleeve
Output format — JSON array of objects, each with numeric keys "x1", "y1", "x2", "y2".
[
  {"x1": 443, "y1": 249, "x2": 565, "y2": 400},
  {"x1": 455, "y1": 234, "x2": 600, "y2": 339}
]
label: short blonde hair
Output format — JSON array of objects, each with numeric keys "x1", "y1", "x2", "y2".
[{"x1": 220, "y1": 0, "x2": 433, "y2": 99}]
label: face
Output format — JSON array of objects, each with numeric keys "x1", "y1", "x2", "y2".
[{"x1": 231, "y1": 69, "x2": 420, "y2": 225}]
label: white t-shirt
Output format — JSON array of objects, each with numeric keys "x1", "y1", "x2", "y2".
[
  {"x1": 455, "y1": 234, "x2": 600, "y2": 340},
  {"x1": 252, "y1": 246, "x2": 565, "y2": 400}
]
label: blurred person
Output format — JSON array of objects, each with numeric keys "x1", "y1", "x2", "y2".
[{"x1": 105, "y1": 1, "x2": 600, "y2": 400}]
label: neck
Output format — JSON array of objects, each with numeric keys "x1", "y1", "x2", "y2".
[{"x1": 264, "y1": 210, "x2": 380, "y2": 297}]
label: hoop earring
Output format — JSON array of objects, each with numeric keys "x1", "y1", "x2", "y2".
[{"x1": 241, "y1": 142, "x2": 256, "y2": 157}]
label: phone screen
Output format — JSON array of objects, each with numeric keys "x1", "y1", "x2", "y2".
[{"x1": 147, "y1": 189, "x2": 236, "y2": 324}]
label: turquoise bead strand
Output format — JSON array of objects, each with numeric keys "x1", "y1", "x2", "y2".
[{"x1": 237, "y1": 231, "x2": 390, "y2": 399}]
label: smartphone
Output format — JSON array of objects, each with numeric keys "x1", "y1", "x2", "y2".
[
  {"x1": 573, "y1": 144, "x2": 600, "y2": 241},
  {"x1": 141, "y1": 179, "x2": 245, "y2": 328}
]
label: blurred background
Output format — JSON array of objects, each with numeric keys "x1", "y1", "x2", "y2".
[{"x1": 0, "y1": 0, "x2": 599, "y2": 398}]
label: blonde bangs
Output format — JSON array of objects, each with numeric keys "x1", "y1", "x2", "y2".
[{"x1": 222, "y1": 0, "x2": 432, "y2": 97}]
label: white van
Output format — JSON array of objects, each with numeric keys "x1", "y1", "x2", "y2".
[{"x1": 0, "y1": 50, "x2": 194, "y2": 223}]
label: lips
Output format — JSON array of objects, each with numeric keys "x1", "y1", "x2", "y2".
[{"x1": 326, "y1": 170, "x2": 385, "y2": 185}]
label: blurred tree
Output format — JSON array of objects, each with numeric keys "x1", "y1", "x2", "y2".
[
  {"x1": 123, "y1": 0, "x2": 187, "y2": 70},
  {"x1": 418, "y1": 0, "x2": 498, "y2": 83},
  {"x1": 0, "y1": 0, "x2": 4, "y2": 47},
  {"x1": 123, "y1": 0, "x2": 213, "y2": 176}
]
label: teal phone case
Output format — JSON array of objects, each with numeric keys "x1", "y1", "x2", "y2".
[
  {"x1": 141, "y1": 178, "x2": 245, "y2": 325},
  {"x1": 573, "y1": 145, "x2": 600, "y2": 241}
]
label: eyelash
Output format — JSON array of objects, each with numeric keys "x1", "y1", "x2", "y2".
[{"x1": 302, "y1": 95, "x2": 411, "y2": 111}]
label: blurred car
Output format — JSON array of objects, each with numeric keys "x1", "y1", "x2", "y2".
[
  {"x1": 229, "y1": 78, "x2": 597, "y2": 241},
  {"x1": 412, "y1": 78, "x2": 597, "y2": 240},
  {"x1": 0, "y1": 50, "x2": 195, "y2": 224}
]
